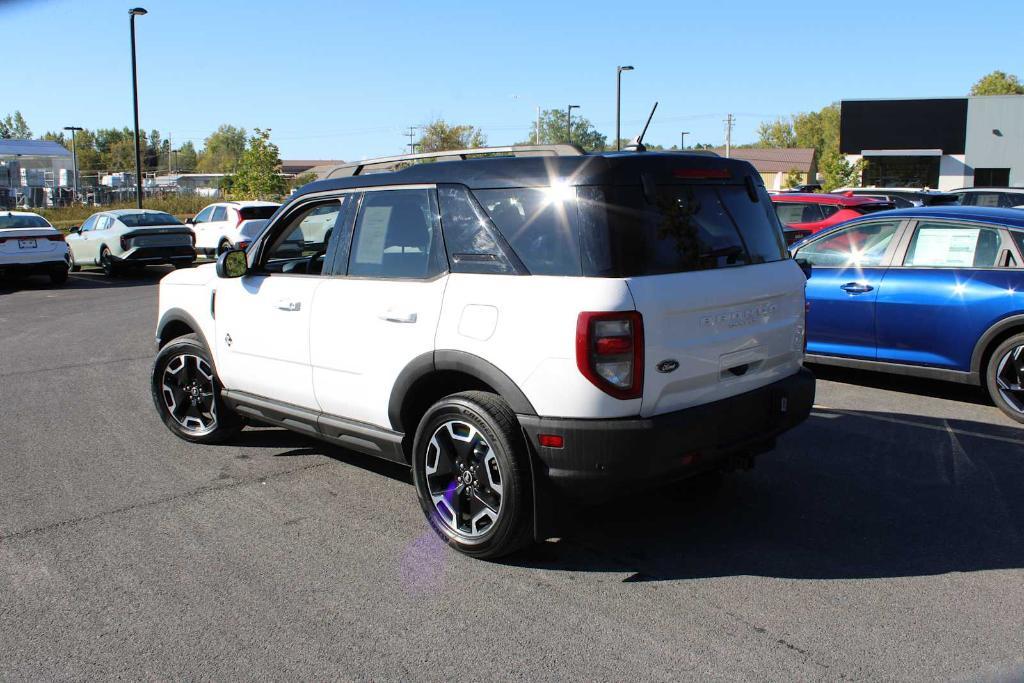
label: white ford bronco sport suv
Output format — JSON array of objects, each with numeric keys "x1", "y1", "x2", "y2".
[{"x1": 152, "y1": 145, "x2": 815, "y2": 558}]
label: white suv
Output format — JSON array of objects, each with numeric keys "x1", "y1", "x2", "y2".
[
  {"x1": 186, "y1": 201, "x2": 280, "y2": 256},
  {"x1": 151, "y1": 147, "x2": 815, "y2": 558}
]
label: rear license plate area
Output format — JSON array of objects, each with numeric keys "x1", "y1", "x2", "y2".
[{"x1": 18, "y1": 239, "x2": 37, "y2": 249}]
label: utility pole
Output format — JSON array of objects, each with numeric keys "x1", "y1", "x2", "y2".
[
  {"x1": 724, "y1": 114, "x2": 734, "y2": 158},
  {"x1": 616, "y1": 65, "x2": 634, "y2": 151},
  {"x1": 566, "y1": 105, "x2": 579, "y2": 145},
  {"x1": 680, "y1": 131, "x2": 690, "y2": 150},
  {"x1": 63, "y1": 126, "x2": 82, "y2": 202},
  {"x1": 128, "y1": 7, "x2": 147, "y2": 208},
  {"x1": 405, "y1": 126, "x2": 418, "y2": 154},
  {"x1": 167, "y1": 132, "x2": 172, "y2": 175},
  {"x1": 536, "y1": 106, "x2": 541, "y2": 145}
]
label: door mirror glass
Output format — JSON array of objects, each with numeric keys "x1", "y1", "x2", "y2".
[
  {"x1": 68, "y1": 226, "x2": 80, "y2": 234},
  {"x1": 217, "y1": 249, "x2": 248, "y2": 278}
]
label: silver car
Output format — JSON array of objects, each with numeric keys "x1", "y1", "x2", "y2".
[{"x1": 66, "y1": 209, "x2": 196, "y2": 276}]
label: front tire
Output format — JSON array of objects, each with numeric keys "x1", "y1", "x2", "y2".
[
  {"x1": 151, "y1": 334, "x2": 243, "y2": 443},
  {"x1": 986, "y1": 333, "x2": 1024, "y2": 424},
  {"x1": 411, "y1": 391, "x2": 533, "y2": 559}
]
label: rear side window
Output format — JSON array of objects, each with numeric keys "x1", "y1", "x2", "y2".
[
  {"x1": 211, "y1": 206, "x2": 227, "y2": 222},
  {"x1": 240, "y1": 206, "x2": 278, "y2": 220},
  {"x1": 904, "y1": 221, "x2": 1003, "y2": 268},
  {"x1": 474, "y1": 188, "x2": 581, "y2": 276},
  {"x1": 437, "y1": 185, "x2": 518, "y2": 275},
  {"x1": 1014, "y1": 231, "x2": 1024, "y2": 259},
  {"x1": 773, "y1": 202, "x2": 820, "y2": 225},
  {"x1": 579, "y1": 184, "x2": 786, "y2": 277}
]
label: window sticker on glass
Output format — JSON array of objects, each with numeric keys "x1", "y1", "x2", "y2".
[
  {"x1": 354, "y1": 206, "x2": 392, "y2": 265},
  {"x1": 907, "y1": 228, "x2": 980, "y2": 267}
]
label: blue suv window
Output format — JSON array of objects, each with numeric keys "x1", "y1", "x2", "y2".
[{"x1": 904, "y1": 222, "x2": 1002, "y2": 268}]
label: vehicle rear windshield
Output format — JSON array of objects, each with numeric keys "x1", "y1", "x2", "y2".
[
  {"x1": 239, "y1": 206, "x2": 278, "y2": 220},
  {"x1": 578, "y1": 184, "x2": 787, "y2": 277},
  {"x1": 0, "y1": 214, "x2": 50, "y2": 229},
  {"x1": 118, "y1": 212, "x2": 182, "y2": 227}
]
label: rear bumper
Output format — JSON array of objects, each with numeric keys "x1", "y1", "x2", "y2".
[
  {"x1": 0, "y1": 254, "x2": 70, "y2": 273},
  {"x1": 519, "y1": 368, "x2": 815, "y2": 502},
  {"x1": 117, "y1": 246, "x2": 196, "y2": 264}
]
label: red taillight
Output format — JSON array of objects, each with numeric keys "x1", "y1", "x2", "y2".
[
  {"x1": 538, "y1": 434, "x2": 564, "y2": 448},
  {"x1": 673, "y1": 167, "x2": 731, "y2": 179},
  {"x1": 576, "y1": 311, "x2": 644, "y2": 400},
  {"x1": 235, "y1": 212, "x2": 244, "y2": 228},
  {"x1": 47, "y1": 233, "x2": 66, "y2": 242}
]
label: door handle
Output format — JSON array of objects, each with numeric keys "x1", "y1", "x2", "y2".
[
  {"x1": 379, "y1": 310, "x2": 417, "y2": 324},
  {"x1": 276, "y1": 300, "x2": 302, "y2": 311},
  {"x1": 840, "y1": 282, "x2": 873, "y2": 294}
]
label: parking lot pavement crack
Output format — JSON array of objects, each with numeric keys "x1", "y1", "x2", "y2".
[
  {"x1": 0, "y1": 354, "x2": 154, "y2": 379},
  {"x1": 0, "y1": 461, "x2": 330, "y2": 543}
]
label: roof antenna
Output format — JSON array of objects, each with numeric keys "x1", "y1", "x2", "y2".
[{"x1": 624, "y1": 101, "x2": 658, "y2": 152}]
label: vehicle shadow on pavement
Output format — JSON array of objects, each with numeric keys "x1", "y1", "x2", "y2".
[
  {"x1": 513, "y1": 408, "x2": 1024, "y2": 581},
  {"x1": 808, "y1": 363, "x2": 992, "y2": 407},
  {"x1": 0, "y1": 268, "x2": 174, "y2": 293}
]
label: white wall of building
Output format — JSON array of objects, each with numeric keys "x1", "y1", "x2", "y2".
[
  {"x1": 965, "y1": 95, "x2": 1024, "y2": 186},
  {"x1": 938, "y1": 154, "x2": 969, "y2": 190}
]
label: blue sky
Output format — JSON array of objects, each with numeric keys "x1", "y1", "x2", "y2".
[{"x1": 3, "y1": 0, "x2": 1022, "y2": 161}]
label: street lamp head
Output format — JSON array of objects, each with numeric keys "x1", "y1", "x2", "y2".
[
  {"x1": 129, "y1": 7, "x2": 147, "y2": 15},
  {"x1": 63, "y1": 126, "x2": 83, "y2": 131},
  {"x1": 618, "y1": 65, "x2": 634, "y2": 72}
]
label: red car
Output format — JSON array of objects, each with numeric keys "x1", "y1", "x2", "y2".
[{"x1": 772, "y1": 193, "x2": 895, "y2": 244}]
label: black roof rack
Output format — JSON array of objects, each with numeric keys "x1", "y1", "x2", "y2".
[{"x1": 324, "y1": 144, "x2": 584, "y2": 178}]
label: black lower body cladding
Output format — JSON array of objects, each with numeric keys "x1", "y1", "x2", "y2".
[{"x1": 519, "y1": 368, "x2": 815, "y2": 502}]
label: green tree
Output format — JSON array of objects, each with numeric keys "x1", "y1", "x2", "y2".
[
  {"x1": 229, "y1": 128, "x2": 285, "y2": 199},
  {"x1": 518, "y1": 109, "x2": 606, "y2": 151},
  {"x1": 793, "y1": 103, "x2": 840, "y2": 158},
  {"x1": 416, "y1": 119, "x2": 486, "y2": 153},
  {"x1": 289, "y1": 171, "x2": 318, "y2": 190},
  {"x1": 756, "y1": 118, "x2": 797, "y2": 148},
  {"x1": 819, "y1": 151, "x2": 862, "y2": 192},
  {"x1": 197, "y1": 124, "x2": 247, "y2": 173},
  {"x1": 0, "y1": 111, "x2": 32, "y2": 139},
  {"x1": 175, "y1": 141, "x2": 198, "y2": 172},
  {"x1": 970, "y1": 70, "x2": 1024, "y2": 96},
  {"x1": 785, "y1": 168, "x2": 805, "y2": 189}
]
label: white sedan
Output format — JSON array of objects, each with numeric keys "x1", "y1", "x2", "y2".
[
  {"x1": 0, "y1": 211, "x2": 71, "y2": 285},
  {"x1": 66, "y1": 209, "x2": 196, "y2": 276}
]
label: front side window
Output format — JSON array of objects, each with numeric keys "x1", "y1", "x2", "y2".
[
  {"x1": 474, "y1": 187, "x2": 582, "y2": 276},
  {"x1": 774, "y1": 202, "x2": 820, "y2": 225},
  {"x1": 348, "y1": 189, "x2": 445, "y2": 279},
  {"x1": 193, "y1": 206, "x2": 214, "y2": 223},
  {"x1": 95, "y1": 216, "x2": 111, "y2": 230},
  {"x1": 797, "y1": 220, "x2": 901, "y2": 268},
  {"x1": 211, "y1": 206, "x2": 227, "y2": 222},
  {"x1": 904, "y1": 221, "x2": 1003, "y2": 268},
  {"x1": 80, "y1": 215, "x2": 98, "y2": 232},
  {"x1": 262, "y1": 199, "x2": 344, "y2": 274}
]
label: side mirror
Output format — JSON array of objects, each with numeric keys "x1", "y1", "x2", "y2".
[
  {"x1": 185, "y1": 217, "x2": 195, "y2": 225},
  {"x1": 796, "y1": 257, "x2": 812, "y2": 280},
  {"x1": 216, "y1": 249, "x2": 248, "y2": 278},
  {"x1": 68, "y1": 226, "x2": 80, "y2": 234}
]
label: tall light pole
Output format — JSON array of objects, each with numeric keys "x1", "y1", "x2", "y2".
[
  {"x1": 129, "y1": 7, "x2": 147, "y2": 209},
  {"x1": 616, "y1": 66, "x2": 634, "y2": 151},
  {"x1": 63, "y1": 126, "x2": 82, "y2": 202},
  {"x1": 680, "y1": 131, "x2": 690, "y2": 150},
  {"x1": 566, "y1": 104, "x2": 579, "y2": 145}
]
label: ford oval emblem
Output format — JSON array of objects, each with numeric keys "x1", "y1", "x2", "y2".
[{"x1": 656, "y1": 359, "x2": 679, "y2": 374}]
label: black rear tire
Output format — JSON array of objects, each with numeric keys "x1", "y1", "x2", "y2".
[
  {"x1": 412, "y1": 391, "x2": 533, "y2": 559},
  {"x1": 151, "y1": 333, "x2": 243, "y2": 443},
  {"x1": 100, "y1": 247, "x2": 118, "y2": 277},
  {"x1": 985, "y1": 332, "x2": 1024, "y2": 424}
]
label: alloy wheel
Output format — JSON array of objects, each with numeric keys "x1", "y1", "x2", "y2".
[
  {"x1": 995, "y1": 344, "x2": 1024, "y2": 415},
  {"x1": 424, "y1": 420, "x2": 503, "y2": 538},
  {"x1": 160, "y1": 353, "x2": 218, "y2": 435}
]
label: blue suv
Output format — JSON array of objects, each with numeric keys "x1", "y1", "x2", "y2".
[{"x1": 791, "y1": 206, "x2": 1024, "y2": 423}]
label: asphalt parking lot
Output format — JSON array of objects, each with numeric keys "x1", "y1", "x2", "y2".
[{"x1": 1, "y1": 267, "x2": 1022, "y2": 680}]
